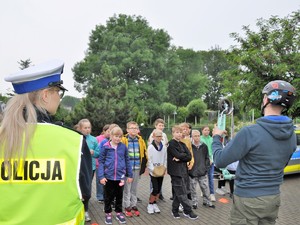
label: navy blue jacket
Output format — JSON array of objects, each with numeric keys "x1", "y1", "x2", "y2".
[
  {"x1": 98, "y1": 141, "x2": 133, "y2": 181},
  {"x1": 213, "y1": 115, "x2": 296, "y2": 198}
]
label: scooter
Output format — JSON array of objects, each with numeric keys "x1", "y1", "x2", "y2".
[{"x1": 216, "y1": 98, "x2": 235, "y2": 180}]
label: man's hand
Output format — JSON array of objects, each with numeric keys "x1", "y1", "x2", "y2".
[{"x1": 212, "y1": 124, "x2": 227, "y2": 137}]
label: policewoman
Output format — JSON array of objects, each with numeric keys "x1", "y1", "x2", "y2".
[{"x1": 0, "y1": 60, "x2": 92, "y2": 225}]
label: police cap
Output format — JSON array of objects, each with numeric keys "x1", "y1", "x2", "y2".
[{"x1": 4, "y1": 59, "x2": 67, "y2": 94}]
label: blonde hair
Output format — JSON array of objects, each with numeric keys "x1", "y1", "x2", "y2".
[
  {"x1": 109, "y1": 123, "x2": 119, "y2": 130},
  {"x1": 153, "y1": 129, "x2": 163, "y2": 137},
  {"x1": 172, "y1": 125, "x2": 182, "y2": 133},
  {"x1": 0, "y1": 91, "x2": 44, "y2": 173},
  {"x1": 154, "y1": 118, "x2": 165, "y2": 126},
  {"x1": 73, "y1": 124, "x2": 79, "y2": 131},
  {"x1": 78, "y1": 118, "x2": 91, "y2": 129},
  {"x1": 110, "y1": 127, "x2": 123, "y2": 136},
  {"x1": 179, "y1": 122, "x2": 189, "y2": 128},
  {"x1": 126, "y1": 121, "x2": 138, "y2": 129},
  {"x1": 191, "y1": 129, "x2": 200, "y2": 136}
]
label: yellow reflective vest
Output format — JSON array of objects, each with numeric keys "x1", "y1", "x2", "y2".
[{"x1": 0, "y1": 123, "x2": 84, "y2": 225}]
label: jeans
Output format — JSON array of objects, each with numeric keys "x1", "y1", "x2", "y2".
[
  {"x1": 96, "y1": 168, "x2": 104, "y2": 200},
  {"x1": 208, "y1": 163, "x2": 215, "y2": 194}
]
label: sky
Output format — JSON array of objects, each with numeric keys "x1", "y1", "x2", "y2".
[{"x1": 1, "y1": 0, "x2": 299, "y2": 98}]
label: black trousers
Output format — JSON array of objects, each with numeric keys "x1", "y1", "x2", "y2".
[
  {"x1": 171, "y1": 175, "x2": 192, "y2": 214},
  {"x1": 150, "y1": 175, "x2": 164, "y2": 196},
  {"x1": 216, "y1": 168, "x2": 236, "y2": 194},
  {"x1": 83, "y1": 169, "x2": 95, "y2": 211},
  {"x1": 104, "y1": 180, "x2": 124, "y2": 213}
]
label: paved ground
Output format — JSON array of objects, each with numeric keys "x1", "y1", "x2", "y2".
[{"x1": 87, "y1": 173, "x2": 300, "y2": 225}]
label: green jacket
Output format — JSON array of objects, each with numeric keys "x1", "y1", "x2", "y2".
[{"x1": 201, "y1": 135, "x2": 213, "y2": 161}]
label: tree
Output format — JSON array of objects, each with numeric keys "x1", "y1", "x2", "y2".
[
  {"x1": 187, "y1": 99, "x2": 207, "y2": 125},
  {"x1": 222, "y1": 10, "x2": 300, "y2": 117},
  {"x1": 18, "y1": 59, "x2": 32, "y2": 70},
  {"x1": 52, "y1": 106, "x2": 71, "y2": 125},
  {"x1": 167, "y1": 48, "x2": 208, "y2": 106},
  {"x1": 60, "y1": 96, "x2": 81, "y2": 110},
  {"x1": 0, "y1": 94, "x2": 9, "y2": 103},
  {"x1": 161, "y1": 102, "x2": 177, "y2": 128},
  {"x1": 71, "y1": 62, "x2": 129, "y2": 133},
  {"x1": 177, "y1": 106, "x2": 189, "y2": 123},
  {"x1": 200, "y1": 47, "x2": 236, "y2": 110},
  {"x1": 73, "y1": 14, "x2": 175, "y2": 126}
]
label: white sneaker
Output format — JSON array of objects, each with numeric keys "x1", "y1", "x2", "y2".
[
  {"x1": 210, "y1": 194, "x2": 216, "y2": 202},
  {"x1": 147, "y1": 204, "x2": 154, "y2": 214},
  {"x1": 153, "y1": 203, "x2": 160, "y2": 213},
  {"x1": 178, "y1": 204, "x2": 184, "y2": 213},
  {"x1": 221, "y1": 186, "x2": 230, "y2": 194},
  {"x1": 216, "y1": 188, "x2": 226, "y2": 196},
  {"x1": 85, "y1": 211, "x2": 91, "y2": 222}
]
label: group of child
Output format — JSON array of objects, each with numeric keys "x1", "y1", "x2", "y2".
[{"x1": 77, "y1": 118, "x2": 226, "y2": 224}]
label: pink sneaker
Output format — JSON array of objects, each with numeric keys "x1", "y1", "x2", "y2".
[{"x1": 124, "y1": 208, "x2": 133, "y2": 217}]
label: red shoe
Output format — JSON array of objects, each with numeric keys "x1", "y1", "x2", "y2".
[
  {"x1": 125, "y1": 208, "x2": 133, "y2": 217},
  {"x1": 132, "y1": 206, "x2": 140, "y2": 216}
]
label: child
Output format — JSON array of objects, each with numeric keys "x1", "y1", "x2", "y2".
[
  {"x1": 97, "y1": 124, "x2": 110, "y2": 143},
  {"x1": 189, "y1": 130, "x2": 215, "y2": 209},
  {"x1": 148, "y1": 118, "x2": 168, "y2": 147},
  {"x1": 98, "y1": 123, "x2": 120, "y2": 206},
  {"x1": 201, "y1": 125, "x2": 215, "y2": 202},
  {"x1": 95, "y1": 124, "x2": 110, "y2": 203},
  {"x1": 99, "y1": 127, "x2": 133, "y2": 224},
  {"x1": 77, "y1": 118, "x2": 100, "y2": 222},
  {"x1": 226, "y1": 161, "x2": 238, "y2": 198},
  {"x1": 167, "y1": 125, "x2": 198, "y2": 220},
  {"x1": 174, "y1": 122, "x2": 194, "y2": 207},
  {"x1": 147, "y1": 129, "x2": 167, "y2": 214},
  {"x1": 121, "y1": 121, "x2": 147, "y2": 217},
  {"x1": 148, "y1": 118, "x2": 168, "y2": 201},
  {"x1": 179, "y1": 122, "x2": 194, "y2": 170}
]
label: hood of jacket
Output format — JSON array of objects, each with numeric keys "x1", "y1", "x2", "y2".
[{"x1": 256, "y1": 115, "x2": 294, "y2": 140}]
